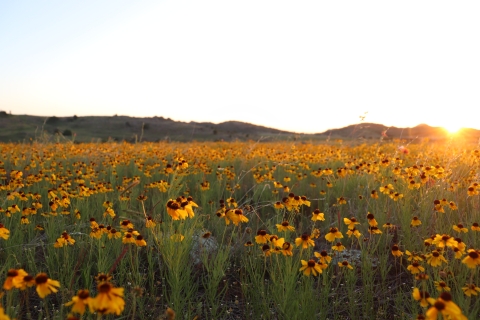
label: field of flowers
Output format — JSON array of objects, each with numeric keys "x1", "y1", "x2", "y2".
[{"x1": 0, "y1": 139, "x2": 479, "y2": 319}]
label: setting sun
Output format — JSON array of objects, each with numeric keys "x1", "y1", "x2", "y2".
[{"x1": 443, "y1": 124, "x2": 464, "y2": 135}]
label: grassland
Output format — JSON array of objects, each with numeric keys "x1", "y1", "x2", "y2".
[{"x1": 0, "y1": 136, "x2": 480, "y2": 319}]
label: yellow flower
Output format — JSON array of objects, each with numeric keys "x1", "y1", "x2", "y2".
[
  {"x1": 347, "y1": 227, "x2": 362, "y2": 239},
  {"x1": 65, "y1": 290, "x2": 93, "y2": 315},
  {"x1": 226, "y1": 197, "x2": 238, "y2": 208},
  {"x1": 338, "y1": 261, "x2": 353, "y2": 270},
  {"x1": 448, "y1": 201, "x2": 458, "y2": 210},
  {"x1": 325, "y1": 227, "x2": 343, "y2": 242},
  {"x1": 276, "y1": 221, "x2": 295, "y2": 232},
  {"x1": 425, "y1": 292, "x2": 467, "y2": 320},
  {"x1": 3, "y1": 269, "x2": 28, "y2": 290},
  {"x1": 35, "y1": 273, "x2": 60, "y2": 298},
  {"x1": 368, "y1": 226, "x2": 382, "y2": 235},
  {"x1": 0, "y1": 224, "x2": 10, "y2": 240},
  {"x1": 166, "y1": 199, "x2": 188, "y2": 220},
  {"x1": 432, "y1": 234, "x2": 458, "y2": 249},
  {"x1": 391, "y1": 244, "x2": 403, "y2": 257},
  {"x1": 366, "y1": 212, "x2": 378, "y2": 227},
  {"x1": 273, "y1": 201, "x2": 284, "y2": 209},
  {"x1": 299, "y1": 260, "x2": 324, "y2": 276},
  {"x1": 295, "y1": 233, "x2": 314, "y2": 249},
  {"x1": 452, "y1": 224, "x2": 468, "y2": 233},
  {"x1": 281, "y1": 242, "x2": 293, "y2": 256},
  {"x1": 462, "y1": 283, "x2": 480, "y2": 297},
  {"x1": 146, "y1": 216, "x2": 156, "y2": 228},
  {"x1": 0, "y1": 305, "x2": 10, "y2": 320},
  {"x1": 311, "y1": 209, "x2": 325, "y2": 222},
  {"x1": 462, "y1": 250, "x2": 480, "y2": 269},
  {"x1": 332, "y1": 242, "x2": 345, "y2": 252},
  {"x1": 343, "y1": 217, "x2": 360, "y2": 230},
  {"x1": 314, "y1": 250, "x2": 332, "y2": 264},
  {"x1": 412, "y1": 287, "x2": 434, "y2": 308},
  {"x1": 255, "y1": 230, "x2": 269, "y2": 244},
  {"x1": 407, "y1": 262, "x2": 425, "y2": 275},
  {"x1": 135, "y1": 235, "x2": 147, "y2": 247},
  {"x1": 426, "y1": 250, "x2": 447, "y2": 267},
  {"x1": 92, "y1": 282, "x2": 125, "y2": 315},
  {"x1": 262, "y1": 244, "x2": 271, "y2": 257},
  {"x1": 434, "y1": 281, "x2": 451, "y2": 292},
  {"x1": 472, "y1": 222, "x2": 480, "y2": 231},
  {"x1": 410, "y1": 216, "x2": 422, "y2": 227},
  {"x1": 226, "y1": 209, "x2": 249, "y2": 226}
]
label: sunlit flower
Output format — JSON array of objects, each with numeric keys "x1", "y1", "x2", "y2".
[
  {"x1": 226, "y1": 208, "x2": 249, "y2": 226},
  {"x1": 0, "y1": 224, "x2": 10, "y2": 240},
  {"x1": 325, "y1": 227, "x2": 343, "y2": 242},
  {"x1": 295, "y1": 233, "x2": 314, "y2": 249},
  {"x1": 366, "y1": 212, "x2": 378, "y2": 227},
  {"x1": 462, "y1": 283, "x2": 480, "y2": 297},
  {"x1": 65, "y1": 290, "x2": 93, "y2": 315},
  {"x1": 92, "y1": 282, "x2": 125, "y2": 315},
  {"x1": 338, "y1": 260, "x2": 353, "y2": 270},
  {"x1": 343, "y1": 217, "x2": 360, "y2": 230},
  {"x1": 472, "y1": 222, "x2": 480, "y2": 231},
  {"x1": 432, "y1": 234, "x2": 458, "y2": 249},
  {"x1": 255, "y1": 230, "x2": 269, "y2": 244},
  {"x1": 453, "y1": 224, "x2": 468, "y2": 233},
  {"x1": 462, "y1": 249, "x2": 480, "y2": 269},
  {"x1": 314, "y1": 250, "x2": 332, "y2": 264},
  {"x1": 346, "y1": 227, "x2": 362, "y2": 239},
  {"x1": 412, "y1": 287, "x2": 434, "y2": 307},
  {"x1": 368, "y1": 226, "x2": 382, "y2": 235},
  {"x1": 411, "y1": 216, "x2": 422, "y2": 227},
  {"x1": 425, "y1": 292, "x2": 467, "y2": 320},
  {"x1": 146, "y1": 216, "x2": 156, "y2": 228},
  {"x1": 281, "y1": 242, "x2": 293, "y2": 256},
  {"x1": 407, "y1": 261, "x2": 425, "y2": 274},
  {"x1": 3, "y1": 269, "x2": 28, "y2": 290},
  {"x1": 299, "y1": 259, "x2": 324, "y2": 276},
  {"x1": 391, "y1": 244, "x2": 403, "y2": 257},
  {"x1": 35, "y1": 273, "x2": 60, "y2": 298},
  {"x1": 434, "y1": 281, "x2": 451, "y2": 292},
  {"x1": 332, "y1": 242, "x2": 345, "y2": 252},
  {"x1": 311, "y1": 209, "x2": 325, "y2": 222},
  {"x1": 426, "y1": 250, "x2": 447, "y2": 267}
]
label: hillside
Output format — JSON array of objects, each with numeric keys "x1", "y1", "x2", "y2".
[
  {"x1": 0, "y1": 113, "x2": 295, "y2": 143},
  {"x1": 316, "y1": 122, "x2": 480, "y2": 142},
  {"x1": 1, "y1": 112, "x2": 478, "y2": 143}
]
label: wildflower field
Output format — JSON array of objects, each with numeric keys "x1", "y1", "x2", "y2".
[{"x1": 1, "y1": 139, "x2": 480, "y2": 319}]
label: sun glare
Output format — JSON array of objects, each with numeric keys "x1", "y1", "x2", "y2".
[{"x1": 443, "y1": 124, "x2": 463, "y2": 135}]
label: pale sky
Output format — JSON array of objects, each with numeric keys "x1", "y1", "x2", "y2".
[{"x1": 1, "y1": 0, "x2": 479, "y2": 133}]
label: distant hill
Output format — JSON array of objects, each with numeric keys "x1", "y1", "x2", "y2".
[
  {"x1": 315, "y1": 122, "x2": 480, "y2": 142},
  {"x1": 0, "y1": 112, "x2": 478, "y2": 143},
  {"x1": 0, "y1": 113, "x2": 295, "y2": 143}
]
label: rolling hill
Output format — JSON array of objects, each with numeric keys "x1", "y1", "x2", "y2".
[{"x1": 0, "y1": 112, "x2": 478, "y2": 143}]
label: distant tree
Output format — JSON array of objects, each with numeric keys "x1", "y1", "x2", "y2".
[
  {"x1": 46, "y1": 116, "x2": 59, "y2": 124},
  {"x1": 0, "y1": 111, "x2": 8, "y2": 118},
  {"x1": 125, "y1": 121, "x2": 132, "y2": 127},
  {"x1": 143, "y1": 123, "x2": 150, "y2": 130},
  {"x1": 213, "y1": 129, "x2": 218, "y2": 135},
  {"x1": 73, "y1": 115, "x2": 78, "y2": 120},
  {"x1": 63, "y1": 129, "x2": 72, "y2": 136}
]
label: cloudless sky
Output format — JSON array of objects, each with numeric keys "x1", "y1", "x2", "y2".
[{"x1": 1, "y1": 0, "x2": 479, "y2": 133}]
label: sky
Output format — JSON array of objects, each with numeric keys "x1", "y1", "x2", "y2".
[{"x1": 1, "y1": 0, "x2": 479, "y2": 134}]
